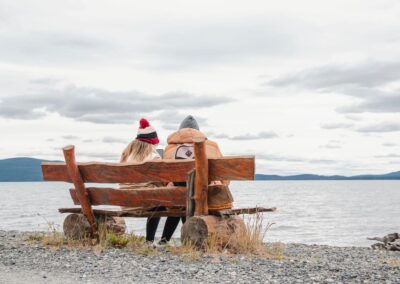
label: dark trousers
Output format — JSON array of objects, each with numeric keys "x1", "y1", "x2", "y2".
[
  {"x1": 145, "y1": 181, "x2": 187, "y2": 242},
  {"x1": 146, "y1": 216, "x2": 186, "y2": 242}
]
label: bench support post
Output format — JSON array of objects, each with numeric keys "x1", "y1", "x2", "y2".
[
  {"x1": 63, "y1": 145, "x2": 98, "y2": 238},
  {"x1": 193, "y1": 137, "x2": 209, "y2": 216}
]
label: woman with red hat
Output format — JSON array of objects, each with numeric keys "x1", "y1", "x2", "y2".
[{"x1": 119, "y1": 118, "x2": 162, "y2": 243}]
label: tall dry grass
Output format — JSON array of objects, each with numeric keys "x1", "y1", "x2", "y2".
[
  {"x1": 28, "y1": 212, "x2": 283, "y2": 259},
  {"x1": 179, "y1": 212, "x2": 284, "y2": 259}
]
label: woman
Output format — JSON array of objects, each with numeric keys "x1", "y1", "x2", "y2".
[{"x1": 119, "y1": 118, "x2": 162, "y2": 243}]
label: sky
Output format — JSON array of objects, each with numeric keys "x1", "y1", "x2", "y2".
[{"x1": 0, "y1": 0, "x2": 399, "y2": 175}]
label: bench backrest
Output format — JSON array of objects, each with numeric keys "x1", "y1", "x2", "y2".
[{"x1": 42, "y1": 156, "x2": 255, "y2": 183}]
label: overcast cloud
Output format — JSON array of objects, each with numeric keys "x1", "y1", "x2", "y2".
[
  {"x1": 1, "y1": 0, "x2": 400, "y2": 175},
  {"x1": 357, "y1": 122, "x2": 400, "y2": 133},
  {"x1": 0, "y1": 84, "x2": 231, "y2": 124}
]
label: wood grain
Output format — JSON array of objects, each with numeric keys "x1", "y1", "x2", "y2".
[
  {"x1": 41, "y1": 156, "x2": 255, "y2": 183},
  {"x1": 42, "y1": 159, "x2": 195, "y2": 183},
  {"x1": 193, "y1": 138, "x2": 209, "y2": 216},
  {"x1": 63, "y1": 146, "x2": 97, "y2": 236},
  {"x1": 208, "y1": 156, "x2": 255, "y2": 181},
  {"x1": 181, "y1": 215, "x2": 246, "y2": 247},
  {"x1": 70, "y1": 186, "x2": 187, "y2": 207},
  {"x1": 59, "y1": 207, "x2": 186, "y2": 217},
  {"x1": 210, "y1": 207, "x2": 277, "y2": 216},
  {"x1": 69, "y1": 184, "x2": 233, "y2": 209}
]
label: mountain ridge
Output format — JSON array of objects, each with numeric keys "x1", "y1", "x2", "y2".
[{"x1": 0, "y1": 157, "x2": 399, "y2": 181}]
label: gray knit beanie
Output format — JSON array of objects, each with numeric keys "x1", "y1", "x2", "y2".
[{"x1": 179, "y1": 115, "x2": 200, "y2": 130}]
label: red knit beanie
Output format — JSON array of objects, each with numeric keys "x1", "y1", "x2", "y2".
[{"x1": 136, "y1": 118, "x2": 159, "y2": 145}]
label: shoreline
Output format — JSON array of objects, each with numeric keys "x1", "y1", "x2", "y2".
[{"x1": 1, "y1": 230, "x2": 399, "y2": 283}]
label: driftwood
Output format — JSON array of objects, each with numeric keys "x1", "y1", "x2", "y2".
[{"x1": 368, "y1": 233, "x2": 400, "y2": 251}]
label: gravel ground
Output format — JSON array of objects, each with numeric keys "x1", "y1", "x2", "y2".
[{"x1": 0, "y1": 230, "x2": 399, "y2": 283}]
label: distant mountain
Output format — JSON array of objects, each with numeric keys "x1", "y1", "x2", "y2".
[
  {"x1": 0, "y1": 157, "x2": 54, "y2": 182},
  {"x1": 0, "y1": 157, "x2": 399, "y2": 181},
  {"x1": 256, "y1": 171, "x2": 400, "y2": 180}
]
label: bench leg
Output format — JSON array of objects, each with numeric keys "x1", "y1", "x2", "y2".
[
  {"x1": 63, "y1": 214, "x2": 126, "y2": 240},
  {"x1": 181, "y1": 215, "x2": 245, "y2": 248}
]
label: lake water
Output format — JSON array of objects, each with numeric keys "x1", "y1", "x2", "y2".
[{"x1": 0, "y1": 181, "x2": 399, "y2": 247}]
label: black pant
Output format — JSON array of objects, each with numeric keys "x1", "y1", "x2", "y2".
[
  {"x1": 146, "y1": 216, "x2": 186, "y2": 242},
  {"x1": 145, "y1": 181, "x2": 187, "y2": 242}
]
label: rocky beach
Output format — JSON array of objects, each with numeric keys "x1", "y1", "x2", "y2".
[{"x1": 0, "y1": 230, "x2": 399, "y2": 283}]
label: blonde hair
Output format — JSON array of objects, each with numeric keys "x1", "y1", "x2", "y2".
[{"x1": 120, "y1": 140, "x2": 154, "y2": 163}]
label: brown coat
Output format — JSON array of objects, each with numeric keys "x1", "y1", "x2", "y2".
[
  {"x1": 163, "y1": 128, "x2": 232, "y2": 209},
  {"x1": 164, "y1": 128, "x2": 223, "y2": 160},
  {"x1": 163, "y1": 128, "x2": 230, "y2": 190}
]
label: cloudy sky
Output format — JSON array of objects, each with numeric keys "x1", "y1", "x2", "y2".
[{"x1": 0, "y1": 0, "x2": 399, "y2": 175}]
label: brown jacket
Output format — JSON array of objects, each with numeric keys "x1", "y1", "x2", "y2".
[
  {"x1": 164, "y1": 128, "x2": 223, "y2": 160},
  {"x1": 163, "y1": 128, "x2": 232, "y2": 210}
]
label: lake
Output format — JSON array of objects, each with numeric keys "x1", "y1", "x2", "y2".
[{"x1": 1, "y1": 181, "x2": 399, "y2": 246}]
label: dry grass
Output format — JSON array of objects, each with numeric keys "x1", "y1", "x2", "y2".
[
  {"x1": 166, "y1": 240, "x2": 202, "y2": 261},
  {"x1": 28, "y1": 212, "x2": 283, "y2": 259},
  {"x1": 178, "y1": 212, "x2": 284, "y2": 259},
  {"x1": 386, "y1": 258, "x2": 400, "y2": 267},
  {"x1": 212, "y1": 213, "x2": 283, "y2": 258}
]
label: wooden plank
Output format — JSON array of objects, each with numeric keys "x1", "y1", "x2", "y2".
[
  {"x1": 59, "y1": 207, "x2": 186, "y2": 217},
  {"x1": 58, "y1": 206, "x2": 276, "y2": 218},
  {"x1": 193, "y1": 137, "x2": 208, "y2": 216},
  {"x1": 208, "y1": 156, "x2": 255, "y2": 181},
  {"x1": 41, "y1": 156, "x2": 255, "y2": 183},
  {"x1": 210, "y1": 207, "x2": 277, "y2": 216},
  {"x1": 42, "y1": 159, "x2": 195, "y2": 183},
  {"x1": 69, "y1": 184, "x2": 232, "y2": 208},
  {"x1": 70, "y1": 186, "x2": 187, "y2": 207},
  {"x1": 63, "y1": 146, "x2": 97, "y2": 237}
]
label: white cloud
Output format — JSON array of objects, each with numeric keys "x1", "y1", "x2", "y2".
[{"x1": 1, "y1": 0, "x2": 400, "y2": 175}]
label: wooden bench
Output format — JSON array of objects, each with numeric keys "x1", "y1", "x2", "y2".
[{"x1": 41, "y1": 138, "x2": 275, "y2": 245}]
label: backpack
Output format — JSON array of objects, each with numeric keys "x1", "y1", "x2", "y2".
[{"x1": 174, "y1": 143, "x2": 195, "y2": 160}]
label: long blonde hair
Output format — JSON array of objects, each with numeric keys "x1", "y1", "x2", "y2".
[{"x1": 120, "y1": 140, "x2": 154, "y2": 163}]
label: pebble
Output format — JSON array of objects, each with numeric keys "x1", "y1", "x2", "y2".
[{"x1": 0, "y1": 230, "x2": 399, "y2": 283}]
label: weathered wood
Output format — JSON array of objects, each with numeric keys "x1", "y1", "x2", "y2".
[
  {"x1": 368, "y1": 233, "x2": 400, "y2": 251},
  {"x1": 63, "y1": 146, "x2": 97, "y2": 237},
  {"x1": 63, "y1": 213, "x2": 126, "y2": 239},
  {"x1": 207, "y1": 184, "x2": 233, "y2": 210},
  {"x1": 59, "y1": 206, "x2": 274, "y2": 219},
  {"x1": 41, "y1": 156, "x2": 255, "y2": 183},
  {"x1": 42, "y1": 159, "x2": 194, "y2": 183},
  {"x1": 181, "y1": 215, "x2": 246, "y2": 247},
  {"x1": 70, "y1": 186, "x2": 187, "y2": 207},
  {"x1": 69, "y1": 184, "x2": 233, "y2": 209},
  {"x1": 186, "y1": 170, "x2": 196, "y2": 218},
  {"x1": 209, "y1": 156, "x2": 255, "y2": 181},
  {"x1": 211, "y1": 207, "x2": 277, "y2": 216},
  {"x1": 59, "y1": 207, "x2": 186, "y2": 217},
  {"x1": 63, "y1": 213, "x2": 91, "y2": 239},
  {"x1": 193, "y1": 137, "x2": 209, "y2": 216}
]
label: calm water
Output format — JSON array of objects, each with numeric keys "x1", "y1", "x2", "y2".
[{"x1": 0, "y1": 181, "x2": 399, "y2": 246}]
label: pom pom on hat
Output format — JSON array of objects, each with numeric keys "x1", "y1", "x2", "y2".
[
  {"x1": 139, "y1": 118, "x2": 150, "y2": 129},
  {"x1": 136, "y1": 118, "x2": 159, "y2": 145}
]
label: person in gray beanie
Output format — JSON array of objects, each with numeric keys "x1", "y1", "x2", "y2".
[
  {"x1": 145, "y1": 115, "x2": 231, "y2": 245},
  {"x1": 179, "y1": 115, "x2": 199, "y2": 130}
]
